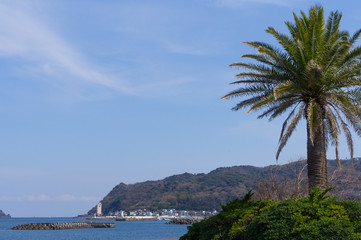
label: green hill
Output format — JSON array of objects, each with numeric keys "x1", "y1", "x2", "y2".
[{"x1": 88, "y1": 159, "x2": 361, "y2": 215}]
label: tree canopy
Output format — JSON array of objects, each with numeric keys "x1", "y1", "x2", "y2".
[{"x1": 222, "y1": 5, "x2": 361, "y2": 188}]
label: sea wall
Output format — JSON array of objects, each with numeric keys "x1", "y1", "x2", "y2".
[{"x1": 11, "y1": 221, "x2": 115, "y2": 230}]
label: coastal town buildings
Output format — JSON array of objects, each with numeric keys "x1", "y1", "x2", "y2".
[{"x1": 106, "y1": 208, "x2": 217, "y2": 219}]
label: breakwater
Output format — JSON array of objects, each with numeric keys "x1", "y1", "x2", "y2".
[
  {"x1": 11, "y1": 222, "x2": 115, "y2": 230},
  {"x1": 166, "y1": 218, "x2": 202, "y2": 225}
]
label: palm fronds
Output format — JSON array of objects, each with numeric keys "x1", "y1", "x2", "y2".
[{"x1": 222, "y1": 5, "x2": 361, "y2": 165}]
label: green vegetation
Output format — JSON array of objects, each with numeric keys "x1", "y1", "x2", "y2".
[
  {"x1": 89, "y1": 159, "x2": 361, "y2": 215},
  {"x1": 180, "y1": 188, "x2": 361, "y2": 240},
  {"x1": 222, "y1": 5, "x2": 361, "y2": 189},
  {"x1": 180, "y1": 5, "x2": 361, "y2": 239}
]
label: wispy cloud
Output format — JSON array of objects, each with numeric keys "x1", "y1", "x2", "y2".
[
  {"x1": 0, "y1": 1, "x2": 134, "y2": 94},
  {"x1": 0, "y1": 194, "x2": 99, "y2": 202},
  {"x1": 0, "y1": 1, "x2": 209, "y2": 99}
]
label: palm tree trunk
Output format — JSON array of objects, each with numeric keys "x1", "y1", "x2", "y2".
[{"x1": 306, "y1": 113, "x2": 327, "y2": 190}]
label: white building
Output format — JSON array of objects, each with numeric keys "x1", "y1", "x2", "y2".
[{"x1": 96, "y1": 202, "x2": 102, "y2": 216}]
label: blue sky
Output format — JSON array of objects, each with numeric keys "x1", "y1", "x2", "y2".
[{"x1": 1, "y1": 0, "x2": 361, "y2": 217}]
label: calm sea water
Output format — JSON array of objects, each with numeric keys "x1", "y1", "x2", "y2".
[{"x1": 0, "y1": 218, "x2": 188, "y2": 240}]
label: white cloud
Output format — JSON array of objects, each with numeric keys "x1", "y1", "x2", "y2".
[
  {"x1": 0, "y1": 1, "x2": 208, "y2": 99},
  {"x1": 25, "y1": 194, "x2": 51, "y2": 201},
  {"x1": 0, "y1": 1, "x2": 134, "y2": 94}
]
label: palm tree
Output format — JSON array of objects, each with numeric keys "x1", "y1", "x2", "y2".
[{"x1": 222, "y1": 5, "x2": 361, "y2": 189}]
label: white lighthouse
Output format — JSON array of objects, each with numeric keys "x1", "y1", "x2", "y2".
[{"x1": 96, "y1": 202, "x2": 102, "y2": 216}]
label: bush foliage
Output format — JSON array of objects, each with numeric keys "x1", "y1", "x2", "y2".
[{"x1": 180, "y1": 188, "x2": 361, "y2": 240}]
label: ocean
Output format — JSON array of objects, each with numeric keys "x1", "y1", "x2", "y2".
[{"x1": 0, "y1": 218, "x2": 188, "y2": 240}]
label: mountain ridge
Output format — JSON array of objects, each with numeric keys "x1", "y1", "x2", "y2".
[{"x1": 88, "y1": 159, "x2": 361, "y2": 215}]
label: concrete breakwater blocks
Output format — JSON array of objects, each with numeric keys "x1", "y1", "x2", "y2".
[
  {"x1": 166, "y1": 218, "x2": 202, "y2": 225},
  {"x1": 11, "y1": 222, "x2": 115, "y2": 230}
]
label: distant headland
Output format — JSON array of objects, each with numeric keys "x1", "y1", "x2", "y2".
[{"x1": 0, "y1": 210, "x2": 11, "y2": 218}]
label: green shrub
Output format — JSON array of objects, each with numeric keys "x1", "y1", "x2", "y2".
[
  {"x1": 180, "y1": 191, "x2": 274, "y2": 240},
  {"x1": 180, "y1": 188, "x2": 361, "y2": 240}
]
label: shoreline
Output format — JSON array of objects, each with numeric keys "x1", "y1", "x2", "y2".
[{"x1": 154, "y1": 239, "x2": 179, "y2": 240}]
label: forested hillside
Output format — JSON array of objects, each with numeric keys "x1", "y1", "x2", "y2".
[{"x1": 88, "y1": 159, "x2": 361, "y2": 215}]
